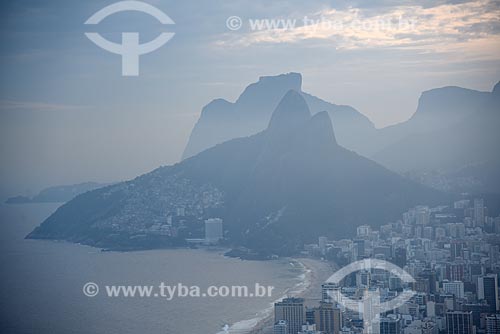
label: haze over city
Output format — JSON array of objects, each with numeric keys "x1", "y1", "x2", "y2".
[
  {"x1": 1, "y1": 0, "x2": 499, "y2": 197},
  {"x1": 1, "y1": 1, "x2": 500, "y2": 334}
]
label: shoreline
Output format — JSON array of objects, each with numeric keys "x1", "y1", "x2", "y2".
[
  {"x1": 218, "y1": 257, "x2": 335, "y2": 334},
  {"x1": 14, "y1": 204, "x2": 331, "y2": 334}
]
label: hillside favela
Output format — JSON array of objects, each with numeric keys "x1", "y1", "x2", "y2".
[{"x1": 1, "y1": 1, "x2": 499, "y2": 334}]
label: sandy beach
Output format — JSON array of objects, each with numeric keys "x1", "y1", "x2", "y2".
[{"x1": 237, "y1": 257, "x2": 336, "y2": 334}]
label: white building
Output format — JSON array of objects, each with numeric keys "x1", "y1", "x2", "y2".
[
  {"x1": 319, "y1": 236, "x2": 328, "y2": 255},
  {"x1": 416, "y1": 207, "x2": 430, "y2": 225},
  {"x1": 443, "y1": 281, "x2": 465, "y2": 299},
  {"x1": 205, "y1": 218, "x2": 223, "y2": 244},
  {"x1": 357, "y1": 225, "x2": 372, "y2": 238}
]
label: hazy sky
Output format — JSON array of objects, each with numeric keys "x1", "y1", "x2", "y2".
[{"x1": 1, "y1": 0, "x2": 499, "y2": 197}]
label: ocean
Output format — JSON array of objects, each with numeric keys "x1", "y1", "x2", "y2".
[{"x1": 0, "y1": 203, "x2": 305, "y2": 334}]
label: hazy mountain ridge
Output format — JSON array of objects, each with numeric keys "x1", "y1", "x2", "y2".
[
  {"x1": 372, "y1": 81, "x2": 500, "y2": 193},
  {"x1": 183, "y1": 72, "x2": 379, "y2": 159},
  {"x1": 28, "y1": 91, "x2": 445, "y2": 253},
  {"x1": 5, "y1": 182, "x2": 111, "y2": 204},
  {"x1": 184, "y1": 73, "x2": 500, "y2": 195}
]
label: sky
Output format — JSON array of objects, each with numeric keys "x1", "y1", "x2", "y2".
[{"x1": 0, "y1": 0, "x2": 499, "y2": 197}]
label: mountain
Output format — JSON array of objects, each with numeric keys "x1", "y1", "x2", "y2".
[
  {"x1": 372, "y1": 82, "x2": 500, "y2": 193},
  {"x1": 28, "y1": 91, "x2": 445, "y2": 253},
  {"x1": 183, "y1": 73, "x2": 495, "y2": 170},
  {"x1": 182, "y1": 73, "x2": 378, "y2": 159},
  {"x1": 5, "y1": 182, "x2": 110, "y2": 204},
  {"x1": 373, "y1": 85, "x2": 492, "y2": 158}
]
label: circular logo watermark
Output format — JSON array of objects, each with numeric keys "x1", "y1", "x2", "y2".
[
  {"x1": 326, "y1": 259, "x2": 416, "y2": 334},
  {"x1": 83, "y1": 282, "x2": 100, "y2": 297},
  {"x1": 226, "y1": 16, "x2": 243, "y2": 31},
  {"x1": 84, "y1": 1, "x2": 175, "y2": 76}
]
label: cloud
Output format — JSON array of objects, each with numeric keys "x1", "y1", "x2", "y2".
[{"x1": 216, "y1": 0, "x2": 500, "y2": 60}]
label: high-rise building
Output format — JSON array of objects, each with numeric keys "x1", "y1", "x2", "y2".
[
  {"x1": 462, "y1": 303, "x2": 491, "y2": 329},
  {"x1": 420, "y1": 269, "x2": 437, "y2": 294},
  {"x1": 204, "y1": 218, "x2": 223, "y2": 243},
  {"x1": 394, "y1": 248, "x2": 407, "y2": 268},
  {"x1": 389, "y1": 276, "x2": 402, "y2": 291},
  {"x1": 454, "y1": 199, "x2": 470, "y2": 209},
  {"x1": 373, "y1": 246, "x2": 392, "y2": 259},
  {"x1": 380, "y1": 315, "x2": 401, "y2": 334},
  {"x1": 357, "y1": 225, "x2": 372, "y2": 238},
  {"x1": 486, "y1": 314, "x2": 500, "y2": 334},
  {"x1": 353, "y1": 239, "x2": 365, "y2": 260},
  {"x1": 416, "y1": 207, "x2": 430, "y2": 225},
  {"x1": 435, "y1": 227, "x2": 446, "y2": 239},
  {"x1": 426, "y1": 301, "x2": 436, "y2": 317},
  {"x1": 450, "y1": 241, "x2": 465, "y2": 261},
  {"x1": 494, "y1": 217, "x2": 500, "y2": 234},
  {"x1": 415, "y1": 277, "x2": 430, "y2": 295},
  {"x1": 474, "y1": 198, "x2": 485, "y2": 227},
  {"x1": 274, "y1": 320, "x2": 288, "y2": 334},
  {"x1": 446, "y1": 262, "x2": 465, "y2": 281},
  {"x1": 443, "y1": 281, "x2": 465, "y2": 299},
  {"x1": 423, "y1": 226, "x2": 433, "y2": 239},
  {"x1": 446, "y1": 311, "x2": 473, "y2": 334},
  {"x1": 332, "y1": 306, "x2": 342, "y2": 334},
  {"x1": 275, "y1": 298, "x2": 305, "y2": 334},
  {"x1": 176, "y1": 207, "x2": 185, "y2": 216},
  {"x1": 319, "y1": 236, "x2": 328, "y2": 255},
  {"x1": 322, "y1": 283, "x2": 340, "y2": 304},
  {"x1": 306, "y1": 307, "x2": 315, "y2": 326},
  {"x1": 314, "y1": 302, "x2": 334, "y2": 334},
  {"x1": 477, "y1": 274, "x2": 499, "y2": 312},
  {"x1": 415, "y1": 225, "x2": 423, "y2": 238},
  {"x1": 456, "y1": 223, "x2": 466, "y2": 238},
  {"x1": 298, "y1": 324, "x2": 319, "y2": 334},
  {"x1": 312, "y1": 302, "x2": 342, "y2": 334},
  {"x1": 356, "y1": 270, "x2": 371, "y2": 288},
  {"x1": 489, "y1": 245, "x2": 500, "y2": 265}
]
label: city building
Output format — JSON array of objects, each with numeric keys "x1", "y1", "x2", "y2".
[
  {"x1": 416, "y1": 207, "x2": 430, "y2": 225},
  {"x1": 298, "y1": 323, "x2": 320, "y2": 334},
  {"x1": 394, "y1": 248, "x2": 407, "y2": 268},
  {"x1": 446, "y1": 263, "x2": 465, "y2": 281},
  {"x1": 445, "y1": 311, "x2": 473, "y2": 334},
  {"x1": 443, "y1": 281, "x2": 465, "y2": 299},
  {"x1": 204, "y1": 218, "x2": 223, "y2": 243},
  {"x1": 357, "y1": 225, "x2": 372, "y2": 238},
  {"x1": 474, "y1": 199, "x2": 485, "y2": 227},
  {"x1": 353, "y1": 239, "x2": 366, "y2": 260},
  {"x1": 450, "y1": 241, "x2": 465, "y2": 260},
  {"x1": 282, "y1": 198, "x2": 500, "y2": 334},
  {"x1": 274, "y1": 320, "x2": 288, "y2": 334},
  {"x1": 322, "y1": 283, "x2": 340, "y2": 304},
  {"x1": 380, "y1": 315, "x2": 402, "y2": 334},
  {"x1": 477, "y1": 274, "x2": 499, "y2": 312},
  {"x1": 485, "y1": 314, "x2": 500, "y2": 334},
  {"x1": 319, "y1": 236, "x2": 328, "y2": 255},
  {"x1": 313, "y1": 302, "x2": 342, "y2": 334},
  {"x1": 420, "y1": 269, "x2": 437, "y2": 294},
  {"x1": 275, "y1": 298, "x2": 305, "y2": 334},
  {"x1": 314, "y1": 302, "x2": 334, "y2": 334}
]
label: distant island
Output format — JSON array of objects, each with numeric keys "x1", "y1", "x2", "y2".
[{"x1": 6, "y1": 182, "x2": 111, "y2": 204}]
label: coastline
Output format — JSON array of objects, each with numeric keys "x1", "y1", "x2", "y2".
[
  {"x1": 218, "y1": 257, "x2": 335, "y2": 334},
  {"x1": 6, "y1": 203, "x2": 335, "y2": 334}
]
